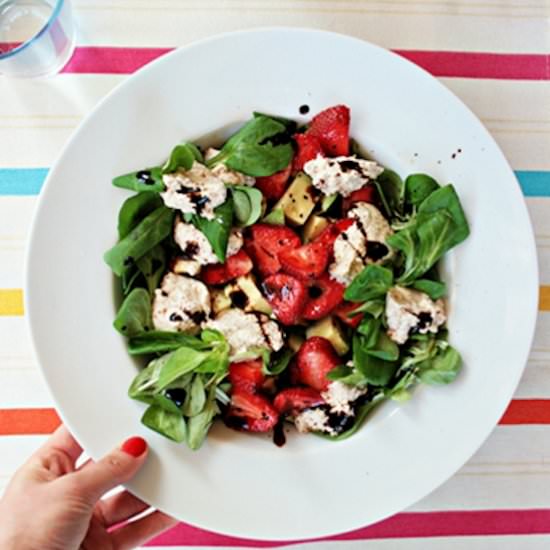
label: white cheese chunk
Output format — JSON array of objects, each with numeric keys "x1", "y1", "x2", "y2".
[
  {"x1": 161, "y1": 161, "x2": 227, "y2": 220},
  {"x1": 385, "y1": 286, "x2": 447, "y2": 344},
  {"x1": 203, "y1": 308, "x2": 283, "y2": 360},
  {"x1": 152, "y1": 273, "x2": 211, "y2": 333},
  {"x1": 204, "y1": 148, "x2": 256, "y2": 186},
  {"x1": 321, "y1": 381, "x2": 367, "y2": 416},
  {"x1": 304, "y1": 154, "x2": 384, "y2": 197},
  {"x1": 174, "y1": 221, "x2": 243, "y2": 269},
  {"x1": 294, "y1": 408, "x2": 336, "y2": 436}
]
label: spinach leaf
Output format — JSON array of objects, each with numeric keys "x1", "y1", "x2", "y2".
[
  {"x1": 373, "y1": 169, "x2": 404, "y2": 219},
  {"x1": 264, "y1": 348, "x2": 294, "y2": 375},
  {"x1": 404, "y1": 173, "x2": 439, "y2": 209},
  {"x1": 156, "y1": 347, "x2": 210, "y2": 389},
  {"x1": 104, "y1": 206, "x2": 174, "y2": 277},
  {"x1": 162, "y1": 142, "x2": 203, "y2": 174},
  {"x1": 113, "y1": 166, "x2": 164, "y2": 193},
  {"x1": 348, "y1": 299, "x2": 385, "y2": 319},
  {"x1": 231, "y1": 185, "x2": 263, "y2": 227},
  {"x1": 136, "y1": 244, "x2": 166, "y2": 296},
  {"x1": 182, "y1": 374, "x2": 206, "y2": 417},
  {"x1": 113, "y1": 288, "x2": 152, "y2": 337},
  {"x1": 262, "y1": 207, "x2": 285, "y2": 225},
  {"x1": 191, "y1": 197, "x2": 233, "y2": 262},
  {"x1": 127, "y1": 331, "x2": 209, "y2": 355},
  {"x1": 353, "y1": 334, "x2": 398, "y2": 386},
  {"x1": 411, "y1": 279, "x2": 446, "y2": 300},
  {"x1": 206, "y1": 115, "x2": 293, "y2": 177},
  {"x1": 118, "y1": 193, "x2": 163, "y2": 239},
  {"x1": 128, "y1": 353, "x2": 178, "y2": 403},
  {"x1": 357, "y1": 316, "x2": 381, "y2": 348},
  {"x1": 186, "y1": 386, "x2": 219, "y2": 450},
  {"x1": 141, "y1": 404, "x2": 186, "y2": 443},
  {"x1": 326, "y1": 364, "x2": 367, "y2": 386},
  {"x1": 366, "y1": 331, "x2": 400, "y2": 361},
  {"x1": 253, "y1": 111, "x2": 298, "y2": 133},
  {"x1": 417, "y1": 345, "x2": 462, "y2": 385},
  {"x1": 344, "y1": 265, "x2": 393, "y2": 302}
]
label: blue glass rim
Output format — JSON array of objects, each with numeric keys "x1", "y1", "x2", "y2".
[{"x1": 0, "y1": 0, "x2": 65, "y2": 60}]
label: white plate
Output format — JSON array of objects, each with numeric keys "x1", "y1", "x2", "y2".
[{"x1": 26, "y1": 28, "x2": 538, "y2": 540}]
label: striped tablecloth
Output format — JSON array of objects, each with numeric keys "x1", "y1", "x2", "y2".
[{"x1": 1, "y1": 1, "x2": 550, "y2": 548}]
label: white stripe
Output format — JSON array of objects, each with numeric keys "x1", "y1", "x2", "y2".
[{"x1": 70, "y1": 0, "x2": 550, "y2": 53}]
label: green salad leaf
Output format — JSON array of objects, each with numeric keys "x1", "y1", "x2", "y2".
[
  {"x1": 113, "y1": 288, "x2": 152, "y2": 337},
  {"x1": 411, "y1": 278, "x2": 446, "y2": 300},
  {"x1": 344, "y1": 265, "x2": 394, "y2": 302},
  {"x1": 136, "y1": 244, "x2": 166, "y2": 296},
  {"x1": 187, "y1": 386, "x2": 219, "y2": 450},
  {"x1": 191, "y1": 198, "x2": 233, "y2": 262},
  {"x1": 373, "y1": 169, "x2": 404, "y2": 219},
  {"x1": 127, "y1": 330, "x2": 209, "y2": 355},
  {"x1": 404, "y1": 173, "x2": 439, "y2": 210},
  {"x1": 113, "y1": 166, "x2": 164, "y2": 193},
  {"x1": 263, "y1": 348, "x2": 294, "y2": 376},
  {"x1": 353, "y1": 334, "x2": 398, "y2": 386},
  {"x1": 162, "y1": 142, "x2": 203, "y2": 174},
  {"x1": 141, "y1": 405, "x2": 186, "y2": 443},
  {"x1": 104, "y1": 206, "x2": 174, "y2": 277},
  {"x1": 118, "y1": 192, "x2": 163, "y2": 239},
  {"x1": 231, "y1": 185, "x2": 264, "y2": 227},
  {"x1": 417, "y1": 345, "x2": 462, "y2": 385},
  {"x1": 206, "y1": 115, "x2": 293, "y2": 177}
]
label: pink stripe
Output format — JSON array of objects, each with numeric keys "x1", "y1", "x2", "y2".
[
  {"x1": 34, "y1": 46, "x2": 548, "y2": 80},
  {"x1": 146, "y1": 509, "x2": 550, "y2": 547}
]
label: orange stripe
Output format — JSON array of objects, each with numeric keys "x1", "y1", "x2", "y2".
[
  {"x1": 499, "y1": 399, "x2": 550, "y2": 425},
  {"x1": 0, "y1": 408, "x2": 60, "y2": 435},
  {"x1": 0, "y1": 402, "x2": 548, "y2": 436},
  {"x1": 539, "y1": 286, "x2": 550, "y2": 311}
]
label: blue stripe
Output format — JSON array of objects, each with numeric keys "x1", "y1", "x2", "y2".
[{"x1": 0, "y1": 168, "x2": 549, "y2": 197}]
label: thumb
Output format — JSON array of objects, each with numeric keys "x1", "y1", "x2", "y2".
[{"x1": 68, "y1": 436, "x2": 148, "y2": 503}]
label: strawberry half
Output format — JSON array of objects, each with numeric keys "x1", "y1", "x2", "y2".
[
  {"x1": 245, "y1": 224, "x2": 301, "y2": 277},
  {"x1": 314, "y1": 218, "x2": 354, "y2": 249},
  {"x1": 294, "y1": 337, "x2": 340, "y2": 391},
  {"x1": 225, "y1": 391, "x2": 279, "y2": 432},
  {"x1": 334, "y1": 301, "x2": 364, "y2": 328},
  {"x1": 342, "y1": 186, "x2": 376, "y2": 212},
  {"x1": 273, "y1": 387, "x2": 325, "y2": 416},
  {"x1": 302, "y1": 273, "x2": 345, "y2": 320},
  {"x1": 292, "y1": 133, "x2": 324, "y2": 174},
  {"x1": 229, "y1": 359, "x2": 265, "y2": 394},
  {"x1": 202, "y1": 249, "x2": 253, "y2": 285},
  {"x1": 262, "y1": 273, "x2": 307, "y2": 326},
  {"x1": 278, "y1": 241, "x2": 329, "y2": 280},
  {"x1": 255, "y1": 163, "x2": 292, "y2": 201},
  {"x1": 308, "y1": 104, "x2": 350, "y2": 157}
]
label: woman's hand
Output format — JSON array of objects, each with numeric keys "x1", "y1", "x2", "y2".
[{"x1": 0, "y1": 425, "x2": 177, "y2": 550}]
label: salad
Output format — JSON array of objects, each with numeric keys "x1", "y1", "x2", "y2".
[{"x1": 104, "y1": 105, "x2": 470, "y2": 450}]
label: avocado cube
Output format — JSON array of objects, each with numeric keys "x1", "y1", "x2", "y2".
[
  {"x1": 303, "y1": 214, "x2": 329, "y2": 242},
  {"x1": 274, "y1": 172, "x2": 318, "y2": 226},
  {"x1": 224, "y1": 275, "x2": 272, "y2": 315},
  {"x1": 306, "y1": 316, "x2": 349, "y2": 356},
  {"x1": 287, "y1": 333, "x2": 305, "y2": 353},
  {"x1": 212, "y1": 288, "x2": 232, "y2": 315}
]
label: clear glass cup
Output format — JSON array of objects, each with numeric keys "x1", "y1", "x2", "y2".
[{"x1": 0, "y1": 0, "x2": 75, "y2": 78}]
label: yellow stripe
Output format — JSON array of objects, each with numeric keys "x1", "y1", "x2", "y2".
[
  {"x1": 0, "y1": 287, "x2": 549, "y2": 316},
  {"x1": 540, "y1": 286, "x2": 550, "y2": 311},
  {"x1": 0, "y1": 289, "x2": 24, "y2": 316}
]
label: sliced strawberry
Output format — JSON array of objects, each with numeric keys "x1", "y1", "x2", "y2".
[
  {"x1": 294, "y1": 337, "x2": 340, "y2": 391},
  {"x1": 314, "y1": 218, "x2": 355, "y2": 249},
  {"x1": 225, "y1": 391, "x2": 279, "y2": 432},
  {"x1": 255, "y1": 163, "x2": 292, "y2": 201},
  {"x1": 262, "y1": 273, "x2": 307, "y2": 326},
  {"x1": 342, "y1": 186, "x2": 376, "y2": 212},
  {"x1": 292, "y1": 133, "x2": 324, "y2": 174},
  {"x1": 278, "y1": 241, "x2": 329, "y2": 280},
  {"x1": 308, "y1": 104, "x2": 350, "y2": 157},
  {"x1": 334, "y1": 301, "x2": 364, "y2": 328},
  {"x1": 274, "y1": 387, "x2": 325, "y2": 415},
  {"x1": 229, "y1": 359, "x2": 265, "y2": 393},
  {"x1": 202, "y1": 249, "x2": 253, "y2": 285},
  {"x1": 303, "y1": 274, "x2": 345, "y2": 320},
  {"x1": 245, "y1": 224, "x2": 301, "y2": 277}
]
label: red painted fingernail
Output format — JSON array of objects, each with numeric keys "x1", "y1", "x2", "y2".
[{"x1": 121, "y1": 436, "x2": 147, "y2": 457}]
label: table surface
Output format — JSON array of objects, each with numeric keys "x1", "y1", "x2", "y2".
[{"x1": 1, "y1": 1, "x2": 550, "y2": 548}]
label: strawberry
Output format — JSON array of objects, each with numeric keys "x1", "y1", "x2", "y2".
[
  {"x1": 273, "y1": 387, "x2": 324, "y2": 415},
  {"x1": 229, "y1": 359, "x2": 265, "y2": 394},
  {"x1": 308, "y1": 104, "x2": 350, "y2": 157},
  {"x1": 294, "y1": 337, "x2": 340, "y2": 391},
  {"x1": 314, "y1": 218, "x2": 354, "y2": 249},
  {"x1": 262, "y1": 273, "x2": 307, "y2": 326},
  {"x1": 292, "y1": 133, "x2": 324, "y2": 174},
  {"x1": 225, "y1": 391, "x2": 279, "y2": 432},
  {"x1": 334, "y1": 301, "x2": 364, "y2": 328},
  {"x1": 342, "y1": 186, "x2": 376, "y2": 212},
  {"x1": 302, "y1": 274, "x2": 345, "y2": 320},
  {"x1": 202, "y1": 249, "x2": 253, "y2": 285},
  {"x1": 278, "y1": 241, "x2": 329, "y2": 280},
  {"x1": 245, "y1": 224, "x2": 301, "y2": 277},
  {"x1": 255, "y1": 163, "x2": 292, "y2": 201}
]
